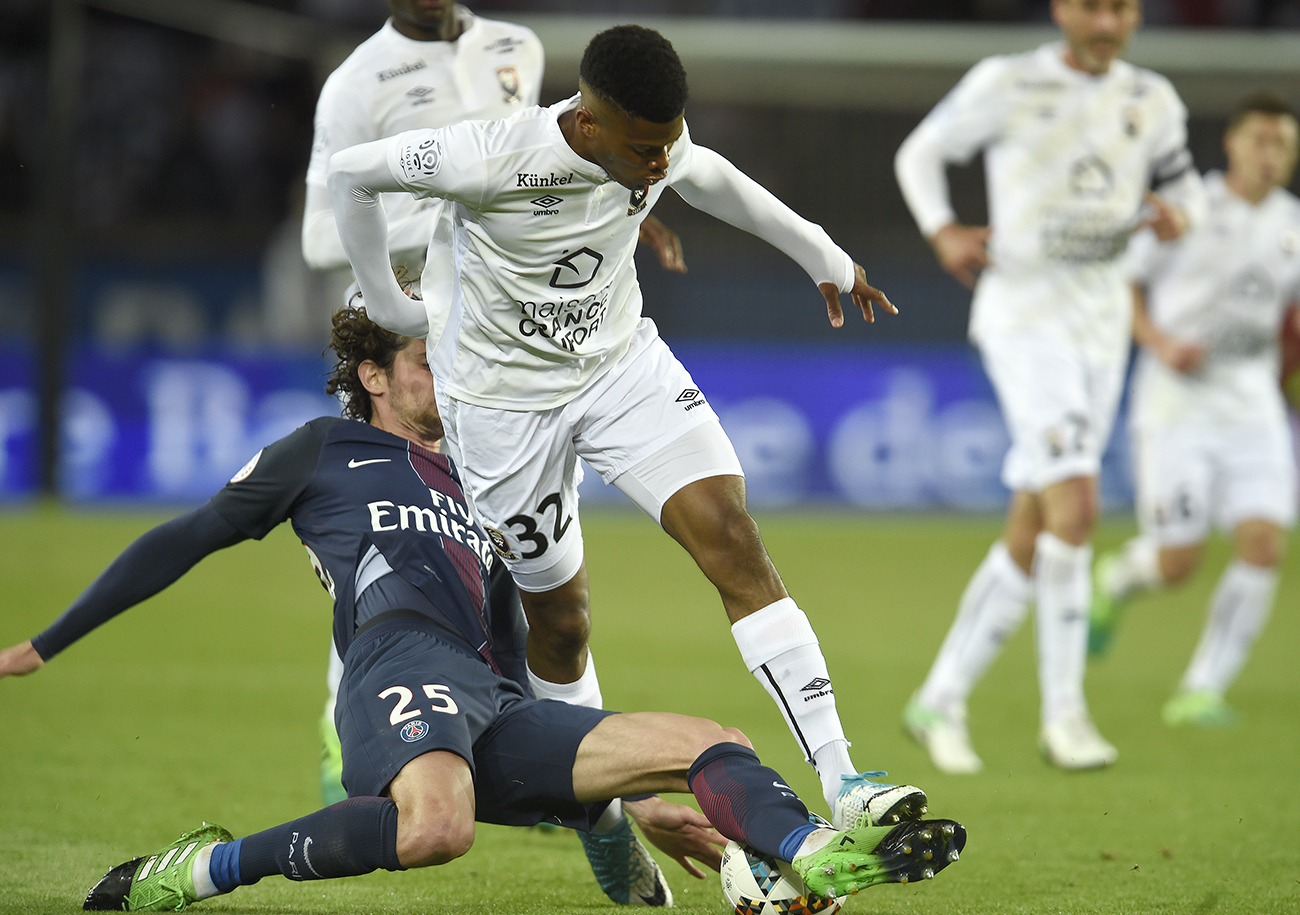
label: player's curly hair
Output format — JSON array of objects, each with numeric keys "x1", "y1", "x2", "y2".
[
  {"x1": 325, "y1": 305, "x2": 410, "y2": 422},
  {"x1": 1227, "y1": 90, "x2": 1297, "y2": 132},
  {"x1": 579, "y1": 25, "x2": 688, "y2": 124}
]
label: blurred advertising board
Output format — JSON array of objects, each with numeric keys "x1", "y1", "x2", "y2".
[{"x1": 0, "y1": 343, "x2": 1135, "y2": 509}]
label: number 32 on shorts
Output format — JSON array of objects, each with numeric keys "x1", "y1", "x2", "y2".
[
  {"x1": 380, "y1": 684, "x2": 460, "y2": 726},
  {"x1": 502, "y1": 491, "x2": 573, "y2": 560}
]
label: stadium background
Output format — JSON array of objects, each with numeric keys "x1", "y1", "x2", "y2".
[
  {"x1": 2, "y1": 0, "x2": 1299, "y2": 507},
  {"x1": 2, "y1": 5, "x2": 1300, "y2": 915}
]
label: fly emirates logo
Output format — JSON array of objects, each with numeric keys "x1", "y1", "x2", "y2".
[{"x1": 367, "y1": 490, "x2": 494, "y2": 566}]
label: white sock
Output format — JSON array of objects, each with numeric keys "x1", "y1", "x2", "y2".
[
  {"x1": 190, "y1": 844, "x2": 220, "y2": 900},
  {"x1": 917, "y1": 541, "x2": 1032, "y2": 717},
  {"x1": 593, "y1": 798, "x2": 625, "y2": 833},
  {"x1": 1181, "y1": 561, "x2": 1278, "y2": 696},
  {"x1": 731, "y1": 598, "x2": 853, "y2": 808},
  {"x1": 1105, "y1": 535, "x2": 1163, "y2": 601},
  {"x1": 526, "y1": 649, "x2": 603, "y2": 709},
  {"x1": 794, "y1": 827, "x2": 839, "y2": 858},
  {"x1": 1033, "y1": 532, "x2": 1092, "y2": 726}
]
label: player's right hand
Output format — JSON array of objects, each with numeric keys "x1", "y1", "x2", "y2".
[
  {"x1": 930, "y1": 222, "x2": 991, "y2": 289},
  {"x1": 0, "y1": 640, "x2": 44, "y2": 679},
  {"x1": 1155, "y1": 337, "x2": 1206, "y2": 374}
]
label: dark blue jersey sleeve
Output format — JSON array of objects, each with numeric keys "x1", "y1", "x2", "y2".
[
  {"x1": 209, "y1": 417, "x2": 337, "y2": 539},
  {"x1": 30, "y1": 503, "x2": 245, "y2": 660}
]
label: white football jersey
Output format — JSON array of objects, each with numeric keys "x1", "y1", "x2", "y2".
[
  {"x1": 331, "y1": 95, "x2": 854, "y2": 411},
  {"x1": 1128, "y1": 172, "x2": 1300, "y2": 430},
  {"x1": 302, "y1": 9, "x2": 542, "y2": 270},
  {"x1": 896, "y1": 42, "x2": 1204, "y2": 363}
]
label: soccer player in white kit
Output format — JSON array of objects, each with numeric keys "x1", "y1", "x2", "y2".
[
  {"x1": 894, "y1": 0, "x2": 1207, "y2": 773},
  {"x1": 1090, "y1": 92, "x2": 1300, "y2": 728},
  {"x1": 328, "y1": 24, "x2": 934, "y2": 836},
  {"x1": 301, "y1": 5, "x2": 707, "y2": 903}
]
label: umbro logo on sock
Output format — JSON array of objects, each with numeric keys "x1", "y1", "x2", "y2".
[{"x1": 801, "y1": 678, "x2": 833, "y2": 702}]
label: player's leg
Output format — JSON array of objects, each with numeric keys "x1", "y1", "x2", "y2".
[
  {"x1": 1090, "y1": 426, "x2": 1209, "y2": 656},
  {"x1": 904, "y1": 489, "x2": 1037, "y2": 774},
  {"x1": 1166, "y1": 427, "x2": 1295, "y2": 725}
]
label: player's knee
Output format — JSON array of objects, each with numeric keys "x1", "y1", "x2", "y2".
[
  {"x1": 521, "y1": 591, "x2": 591, "y2": 656},
  {"x1": 1236, "y1": 525, "x2": 1285, "y2": 568},
  {"x1": 719, "y1": 726, "x2": 753, "y2": 749},
  {"x1": 396, "y1": 808, "x2": 476, "y2": 868},
  {"x1": 1158, "y1": 547, "x2": 1200, "y2": 584}
]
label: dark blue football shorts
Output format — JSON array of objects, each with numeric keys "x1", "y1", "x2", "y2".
[{"x1": 337, "y1": 613, "x2": 615, "y2": 829}]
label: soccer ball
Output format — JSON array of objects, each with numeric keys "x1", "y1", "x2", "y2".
[{"x1": 719, "y1": 840, "x2": 841, "y2": 915}]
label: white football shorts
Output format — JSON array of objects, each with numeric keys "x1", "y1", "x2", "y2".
[
  {"x1": 1132, "y1": 420, "x2": 1297, "y2": 546},
  {"x1": 440, "y1": 320, "x2": 742, "y2": 592},
  {"x1": 978, "y1": 329, "x2": 1126, "y2": 493}
]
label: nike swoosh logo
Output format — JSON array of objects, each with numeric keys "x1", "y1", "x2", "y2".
[{"x1": 348, "y1": 458, "x2": 392, "y2": 468}]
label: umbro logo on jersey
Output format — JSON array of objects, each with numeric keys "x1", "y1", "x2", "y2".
[
  {"x1": 531, "y1": 195, "x2": 562, "y2": 215},
  {"x1": 676, "y1": 389, "x2": 707, "y2": 412},
  {"x1": 348, "y1": 458, "x2": 392, "y2": 468},
  {"x1": 407, "y1": 86, "x2": 434, "y2": 98}
]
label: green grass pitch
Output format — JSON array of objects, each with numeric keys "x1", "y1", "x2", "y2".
[{"x1": 1, "y1": 505, "x2": 1297, "y2": 914}]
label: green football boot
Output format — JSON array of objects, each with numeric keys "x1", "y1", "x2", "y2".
[
  {"x1": 84, "y1": 823, "x2": 232, "y2": 912},
  {"x1": 1162, "y1": 690, "x2": 1238, "y2": 728},
  {"x1": 320, "y1": 705, "x2": 347, "y2": 806},
  {"x1": 792, "y1": 817, "x2": 965, "y2": 900},
  {"x1": 1088, "y1": 550, "x2": 1127, "y2": 657}
]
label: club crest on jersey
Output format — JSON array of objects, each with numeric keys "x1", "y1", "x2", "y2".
[
  {"x1": 628, "y1": 186, "x2": 648, "y2": 216},
  {"x1": 1121, "y1": 103, "x2": 1142, "y2": 138},
  {"x1": 400, "y1": 720, "x2": 429, "y2": 743},
  {"x1": 497, "y1": 66, "x2": 521, "y2": 104},
  {"x1": 484, "y1": 526, "x2": 518, "y2": 560}
]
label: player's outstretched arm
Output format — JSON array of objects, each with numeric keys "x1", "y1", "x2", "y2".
[
  {"x1": 14, "y1": 504, "x2": 247, "y2": 670},
  {"x1": 819, "y1": 262, "x2": 898, "y2": 327},
  {"x1": 0, "y1": 640, "x2": 43, "y2": 679},
  {"x1": 624, "y1": 795, "x2": 726, "y2": 877}
]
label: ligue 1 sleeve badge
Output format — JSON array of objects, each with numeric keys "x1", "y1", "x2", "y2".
[
  {"x1": 484, "y1": 526, "x2": 518, "y2": 560},
  {"x1": 400, "y1": 720, "x2": 430, "y2": 743}
]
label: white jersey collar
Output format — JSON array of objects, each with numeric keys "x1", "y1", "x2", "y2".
[{"x1": 381, "y1": 6, "x2": 479, "y2": 49}]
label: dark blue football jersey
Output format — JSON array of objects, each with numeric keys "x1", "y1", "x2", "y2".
[{"x1": 210, "y1": 417, "x2": 527, "y2": 686}]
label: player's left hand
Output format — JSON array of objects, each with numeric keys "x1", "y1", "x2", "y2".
[
  {"x1": 1136, "y1": 191, "x2": 1189, "y2": 242},
  {"x1": 624, "y1": 796, "x2": 726, "y2": 877},
  {"x1": 0, "y1": 640, "x2": 44, "y2": 679},
  {"x1": 820, "y1": 262, "x2": 897, "y2": 327},
  {"x1": 638, "y1": 215, "x2": 687, "y2": 273}
]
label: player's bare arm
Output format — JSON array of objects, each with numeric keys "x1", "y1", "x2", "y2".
[
  {"x1": 0, "y1": 640, "x2": 44, "y2": 679},
  {"x1": 1136, "y1": 190, "x2": 1190, "y2": 242},
  {"x1": 929, "y1": 222, "x2": 991, "y2": 289},
  {"x1": 1131, "y1": 283, "x2": 1205, "y2": 373},
  {"x1": 638, "y1": 214, "x2": 687, "y2": 273},
  {"x1": 819, "y1": 262, "x2": 897, "y2": 327}
]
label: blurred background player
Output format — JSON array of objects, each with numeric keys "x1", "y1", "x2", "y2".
[
  {"x1": 328, "y1": 24, "x2": 928, "y2": 834},
  {"x1": 894, "y1": 0, "x2": 1206, "y2": 773},
  {"x1": 1090, "y1": 92, "x2": 1300, "y2": 727},
  {"x1": 302, "y1": 5, "x2": 691, "y2": 896}
]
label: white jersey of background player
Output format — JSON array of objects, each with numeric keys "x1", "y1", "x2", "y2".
[
  {"x1": 302, "y1": 3, "x2": 542, "y2": 274},
  {"x1": 1093, "y1": 93, "x2": 1300, "y2": 728},
  {"x1": 330, "y1": 25, "x2": 931, "y2": 836},
  {"x1": 894, "y1": 0, "x2": 1206, "y2": 774}
]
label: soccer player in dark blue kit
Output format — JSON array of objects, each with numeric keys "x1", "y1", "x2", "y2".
[{"x1": 0, "y1": 309, "x2": 965, "y2": 912}]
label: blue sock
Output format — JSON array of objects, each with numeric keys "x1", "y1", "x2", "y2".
[
  {"x1": 231, "y1": 797, "x2": 402, "y2": 887},
  {"x1": 208, "y1": 839, "x2": 243, "y2": 894},
  {"x1": 778, "y1": 824, "x2": 819, "y2": 863},
  {"x1": 687, "y1": 742, "x2": 813, "y2": 861}
]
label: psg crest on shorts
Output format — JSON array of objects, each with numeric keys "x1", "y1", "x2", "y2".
[{"x1": 400, "y1": 720, "x2": 430, "y2": 743}]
